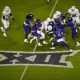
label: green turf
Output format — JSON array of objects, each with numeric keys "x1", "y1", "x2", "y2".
[{"x1": 0, "y1": 0, "x2": 80, "y2": 80}]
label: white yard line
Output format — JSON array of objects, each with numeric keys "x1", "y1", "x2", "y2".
[
  {"x1": 49, "y1": 0, "x2": 59, "y2": 17},
  {"x1": 20, "y1": 40, "x2": 38, "y2": 80}
]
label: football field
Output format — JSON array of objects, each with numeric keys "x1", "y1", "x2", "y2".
[{"x1": 0, "y1": 0, "x2": 80, "y2": 80}]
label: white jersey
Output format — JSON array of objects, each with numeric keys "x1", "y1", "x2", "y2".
[
  {"x1": 37, "y1": 30, "x2": 45, "y2": 39},
  {"x1": 68, "y1": 8, "x2": 80, "y2": 17},
  {"x1": 42, "y1": 18, "x2": 52, "y2": 31},
  {"x1": 68, "y1": 7, "x2": 80, "y2": 24},
  {"x1": 43, "y1": 20, "x2": 49, "y2": 30},
  {"x1": 2, "y1": 9, "x2": 11, "y2": 20},
  {"x1": 1, "y1": 7, "x2": 11, "y2": 29}
]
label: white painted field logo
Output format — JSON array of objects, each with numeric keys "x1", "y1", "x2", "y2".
[{"x1": 0, "y1": 50, "x2": 79, "y2": 68}]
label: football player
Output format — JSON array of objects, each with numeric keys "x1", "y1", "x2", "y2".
[
  {"x1": 53, "y1": 11, "x2": 66, "y2": 25},
  {"x1": 66, "y1": 17, "x2": 80, "y2": 46},
  {"x1": 68, "y1": 6, "x2": 80, "y2": 29},
  {"x1": 50, "y1": 28, "x2": 72, "y2": 52},
  {"x1": 30, "y1": 19, "x2": 48, "y2": 46},
  {"x1": 52, "y1": 11, "x2": 61, "y2": 22},
  {"x1": 23, "y1": 13, "x2": 34, "y2": 43},
  {"x1": 1, "y1": 6, "x2": 14, "y2": 37},
  {"x1": 47, "y1": 21, "x2": 54, "y2": 41}
]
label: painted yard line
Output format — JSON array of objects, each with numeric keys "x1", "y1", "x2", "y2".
[
  {"x1": 0, "y1": 50, "x2": 75, "y2": 54},
  {"x1": 20, "y1": 65, "x2": 28, "y2": 80},
  {"x1": 49, "y1": 0, "x2": 59, "y2": 17},
  {"x1": 0, "y1": 64, "x2": 74, "y2": 68},
  {"x1": 32, "y1": 39, "x2": 38, "y2": 52},
  {"x1": 20, "y1": 40, "x2": 38, "y2": 80}
]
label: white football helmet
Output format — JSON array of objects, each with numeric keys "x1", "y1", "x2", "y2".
[
  {"x1": 4, "y1": 6, "x2": 11, "y2": 12},
  {"x1": 56, "y1": 11, "x2": 61, "y2": 16},
  {"x1": 71, "y1": 6, "x2": 76, "y2": 10},
  {"x1": 47, "y1": 18, "x2": 51, "y2": 22}
]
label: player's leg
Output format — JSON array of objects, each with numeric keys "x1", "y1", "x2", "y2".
[
  {"x1": 60, "y1": 41, "x2": 72, "y2": 51},
  {"x1": 39, "y1": 31, "x2": 48, "y2": 44},
  {"x1": 76, "y1": 16, "x2": 80, "y2": 29},
  {"x1": 1, "y1": 20, "x2": 9, "y2": 37},
  {"x1": 30, "y1": 32, "x2": 39, "y2": 43},
  {"x1": 72, "y1": 31, "x2": 80, "y2": 46},
  {"x1": 30, "y1": 36, "x2": 37, "y2": 43},
  {"x1": 50, "y1": 41, "x2": 58, "y2": 49},
  {"x1": 23, "y1": 25, "x2": 31, "y2": 43},
  {"x1": 48, "y1": 31, "x2": 54, "y2": 41},
  {"x1": 28, "y1": 33, "x2": 33, "y2": 38}
]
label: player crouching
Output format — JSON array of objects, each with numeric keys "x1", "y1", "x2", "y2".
[
  {"x1": 30, "y1": 19, "x2": 48, "y2": 46},
  {"x1": 1, "y1": 6, "x2": 14, "y2": 37},
  {"x1": 50, "y1": 28, "x2": 73, "y2": 52}
]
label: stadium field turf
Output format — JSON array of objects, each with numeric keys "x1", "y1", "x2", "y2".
[{"x1": 0, "y1": 0, "x2": 80, "y2": 80}]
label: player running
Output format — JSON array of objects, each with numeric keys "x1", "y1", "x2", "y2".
[{"x1": 1, "y1": 6, "x2": 14, "y2": 37}]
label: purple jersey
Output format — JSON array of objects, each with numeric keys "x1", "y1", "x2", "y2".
[
  {"x1": 67, "y1": 20, "x2": 76, "y2": 31},
  {"x1": 53, "y1": 23, "x2": 65, "y2": 33},
  {"x1": 24, "y1": 18, "x2": 33, "y2": 26},
  {"x1": 32, "y1": 20, "x2": 42, "y2": 37},
  {"x1": 54, "y1": 29, "x2": 63, "y2": 39}
]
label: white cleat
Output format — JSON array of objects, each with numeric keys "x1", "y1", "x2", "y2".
[
  {"x1": 38, "y1": 43, "x2": 42, "y2": 46},
  {"x1": 0, "y1": 27, "x2": 4, "y2": 32},
  {"x1": 50, "y1": 47, "x2": 55, "y2": 49},
  {"x1": 24, "y1": 39, "x2": 28, "y2": 43},
  {"x1": 28, "y1": 34, "x2": 33, "y2": 38},
  {"x1": 43, "y1": 41, "x2": 48, "y2": 44},
  {"x1": 69, "y1": 49, "x2": 73, "y2": 52},
  {"x1": 76, "y1": 42, "x2": 80, "y2": 47},
  {"x1": 76, "y1": 44, "x2": 80, "y2": 47},
  {"x1": 3, "y1": 33, "x2": 7, "y2": 37}
]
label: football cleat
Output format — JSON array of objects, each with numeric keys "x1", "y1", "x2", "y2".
[
  {"x1": 28, "y1": 34, "x2": 33, "y2": 38},
  {"x1": 38, "y1": 43, "x2": 42, "y2": 46},
  {"x1": 0, "y1": 27, "x2": 4, "y2": 32},
  {"x1": 76, "y1": 42, "x2": 80, "y2": 47},
  {"x1": 69, "y1": 49, "x2": 73, "y2": 52},
  {"x1": 43, "y1": 41, "x2": 48, "y2": 44},
  {"x1": 24, "y1": 39, "x2": 28, "y2": 43},
  {"x1": 50, "y1": 47, "x2": 55, "y2": 49},
  {"x1": 3, "y1": 33, "x2": 7, "y2": 37}
]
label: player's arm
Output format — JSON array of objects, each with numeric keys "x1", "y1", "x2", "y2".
[
  {"x1": 3, "y1": 15, "x2": 8, "y2": 20},
  {"x1": 29, "y1": 21, "x2": 34, "y2": 28},
  {"x1": 10, "y1": 13, "x2": 14, "y2": 20},
  {"x1": 29, "y1": 19, "x2": 36, "y2": 28}
]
